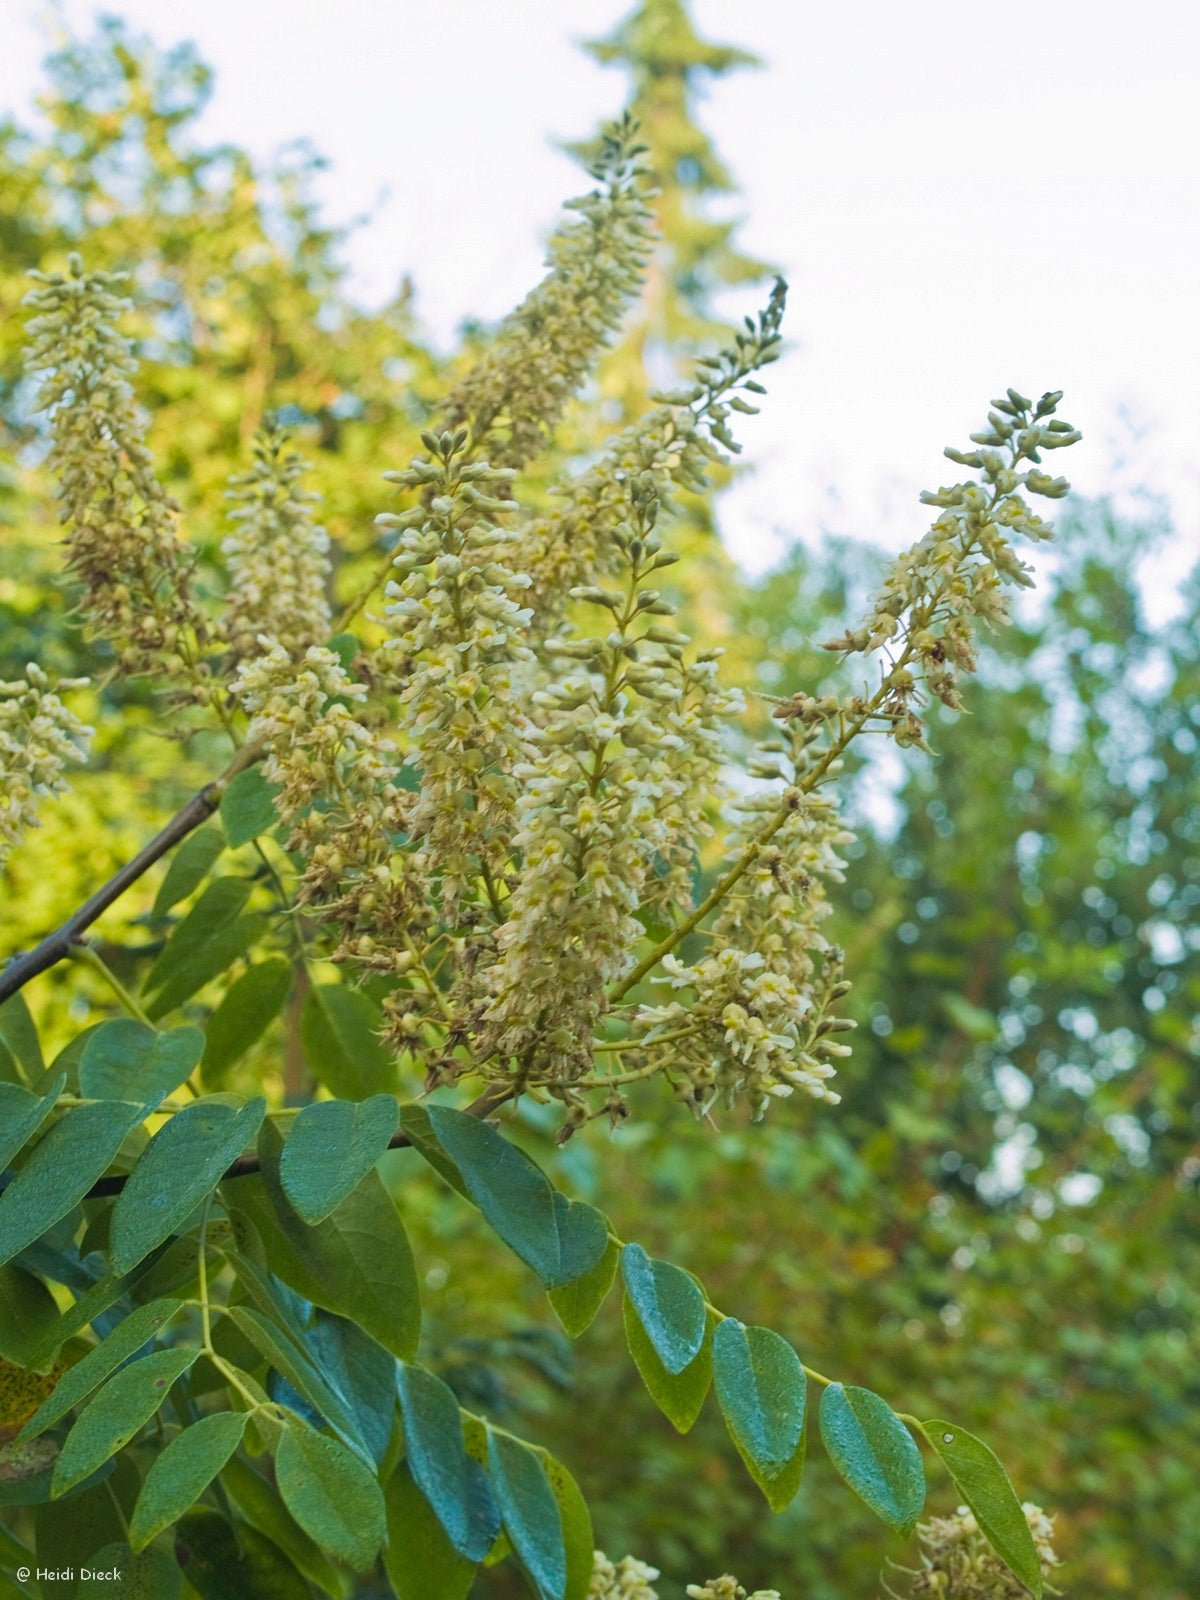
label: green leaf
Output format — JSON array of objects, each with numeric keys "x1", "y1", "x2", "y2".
[
  {"x1": 0, "y1": 1075, "x2": 65, "y2": 1171},
  {"x1": 0, "y1": 1100, "x2": 148, "y2": 1270},
  {"x1": 144, "y1": 877, "x2": 252, "y2": 995},
  {"x1": 548, "y1": 1235, "x2": 619, "y2": 1338},
  {"x1": 227, "y1": 1304, "x2": 373, "y2": 1464},
  {"x1": 924, "y1": 1419, "x2": 1044, "y2": 1597},
  {"x1": 941, "y1": 992, "x2": 1000, "y2": 1041},
  {"x1": 539, "y1": 1451, "x2": 593, "y2": 1600},
  {"x1": 51, "y1": 1345, "x2": 200, "y2": 1497},
  {"x1": 201, "y1": 959, "x2": 293, "y2": 1087},
  {"x1": 622, "y1": 1295, "x2": 712, "y2": 1434},
  {"x1": 129, "y1": 1411, "x2": 247, "y2": 1552},
  {"x1": 109, "y1": 1098, "x2": 265, "y2": 1274},
  {"x1": 384, "y1": 1461, "x2": 476, "y2": 1600},
  {"x1": 153, "y1": 823, "x2": 224, "y2": 917},
  {"x1": 280, "y1": 1095, "x2": 398, "y2": 1225},
  {"x1": 712, "y1": 1319, "x2": 807, "y2": 1511},
  {"x1": 147, "y1": 918, "x2": 261, "y2": 1023},
  {"x1": 219, "y1": 768, "x2": 280, "y2": 848},
  {"x1": 79, "y1": 1022, "x2": 204, "y2": 1103},
  {"x1": 327, "y1": 631, "x2": 359, "y2": 670},
  {"x1": 34, "y1": 1455, "x2": 139, "y2": 1595},
  {"x1": 227, "y1": 1120, "x2": 420, "y2": 1358},
  {"x1": 487, "y1": 1428, "x2": 566, "y2": 1600},
  {"x1": 20, "y1": 1292, "x2": 184, "y2": 1446},
  {"x1": 174, "y1": 1507, "x2": 314, "y2": 1600},
  {"x1": 42, "y1": 1025, "x2": 101, "y2": 1091},
  {"x1": 0, "y1": 995, "x2": 43, "y2": 1085},
  {"x1": 20, "y1": 1251, "x2": 179, "y2": 1373},
  {"x1": 9, "y1": 1452, "x2": 108, "y2": 1512},
  {"x1": 304, "y1": 1312, "x2": 396, "y2": 1469},
  {"x1": 221, "y1": 1453, "x2": 352, "y2": 1597},
  {"x1": 275, "y1": 1415, "x2": 386, "y2": 1573},
  {"x1": 819, "y1": 1382, "x2": 925, "y2": 1535},
  {"x1": 300, "y1": 982, "x2": 397, "y2": 1099},
  {"x1": 82, "y1": 1541, "x2": 183, "y2": 1598},
  {"x1": 0, "y1": 1034, "x2": 23, "y2": 1087},
  {"x1": 0, "y1": 1263, "x2": 65, "y2": 1366},
  {"x1": 423, "y1": 1107, "x2": 609, "y2": 1289},
  {"x1": 620, "y1": 1243, "x2": 706, "y2": 1376},
  {"x1": 396, "y1": 1105, "x2": 470, "y2": 1198},
  {"x1": 396, "y1": 1361, "x2": 499, "y2": 1562},
  {"x1": 461, "y1": 1417, "x2": 512, "y2": 1568}
]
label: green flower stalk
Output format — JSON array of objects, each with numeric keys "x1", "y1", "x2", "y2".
[{"x1": 819, "y1": 388, "x2": 1081, "y2": 743}]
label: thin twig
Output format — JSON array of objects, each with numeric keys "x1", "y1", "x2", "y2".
[
  {"x1": 1, "y1": 537, "x2": 404, "y2": 1007},
  {"x1": 0, "y1": 742, "x2": 262, "y2": 1005}
]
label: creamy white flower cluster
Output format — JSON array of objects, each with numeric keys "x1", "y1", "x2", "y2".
[
  {"x1": 822, "y1": 390, "x2": 1081, "y2": 745},
  {"x1": 587, "y1": 1553, "x2": 780, "y2": 1600},
  {"x1": 221, "y1": 428, "x2": 331, "y2": 661},
  {"x1": 639, "y1": 645, "x2": 744, "y2": 918},
  {"x1": 902, "y1": 1503, "x2": 1058, "y2": 1599},
  {"x1": 686, "y1": 1577, "x2": 782, "y2": 1600},
  {"x1": 588, "y1": 1551, "x2": 661, "y2": 1600},
  {"x1": 232, "y1": 642, "x2": 418, "y2": 969},
  {"x1": 442, "y1": 113, "x2": 655, "y2": 469},
  {"x1": 520, "y1": 279, "x2": 786, "y2": 616},
  {"x1": 479, "y1": 486, "x2": 737, "y2": 1090},
  {"x1": 713, "y1": 748, "x2": 853, "y2": 980},
  {"x1": 378, "y1": 428, "x2": 539, "y2": 923},
  {"x1": 23, "y1": 257, "x2": 201, "y2": 677},
  {"x1": 0, "y1": 664, "x2": 93, "y2": 864},
  {"x1": 627, "y1": 719, "x2": 855, "y2": 1117},
  {"x1": 638, "y1": 945, "x2": 844, "y2": 1119}
]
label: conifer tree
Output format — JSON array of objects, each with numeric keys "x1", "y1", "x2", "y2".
[
  {"x1": 573, "y1": 0, "x2": 772, "y2": 394},
  {"x1": 566, "y1": 0, "x2": 776, "y2": 647}
]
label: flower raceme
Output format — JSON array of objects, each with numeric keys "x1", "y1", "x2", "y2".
[
  {"x1": 220, "y1": 427, "x2": 333, "y2": 662},
  {"x1": 22, "y1": 124, "x2": 1081, "y2": 1135},
  {"x1": 23, "y1": 256, "x2": 206, "y2": 685},
  {"x1": 0, "y1": 664, "x2": 93, "y2": 867}
]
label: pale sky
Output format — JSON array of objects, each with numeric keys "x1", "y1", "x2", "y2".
[{"x1": 4, "y1": 1, "x2": 1198, "y2": 615}]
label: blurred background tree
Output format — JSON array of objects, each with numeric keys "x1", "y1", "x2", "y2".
[{"x1": 2, "y1": 5, "x2": 1196, "y2": 1597}]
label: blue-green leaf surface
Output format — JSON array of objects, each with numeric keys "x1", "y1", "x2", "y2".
[
  {"x1": 819, "y1": 1382, "x2": 925, "y2": 1535},
  {"x1": 620, "y1": 1243, "x2": 706, "y2": 1376}
]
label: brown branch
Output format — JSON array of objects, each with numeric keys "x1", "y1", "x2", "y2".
[
  {"x1": 0, "y1": 743, "x2": 262, "y2": 1005},
  {"x1": 1, "y1": 526, "x2": 400, "y2": 1009},
  {"x1": 40, "y1": 1083, "x2": 514, "y2": 1201}
]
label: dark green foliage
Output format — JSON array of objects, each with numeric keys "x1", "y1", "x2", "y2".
[{"x1": 924, "y1": 1420, "x2": 1044, "y2": 1597}]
